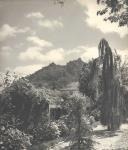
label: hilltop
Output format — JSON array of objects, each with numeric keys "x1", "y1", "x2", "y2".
[{"x1": 28, "y1": 58, "x2": 85, "y2": 90}]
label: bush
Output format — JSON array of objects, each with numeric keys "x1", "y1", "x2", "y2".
[
  {"x1": 61, "y1": 94, "x2": 94, "y2": 150},
  {"x1": 31, "y1": 122, "x2": 61, "y2": 143},
  {"x1": 45, "y1": 122, "x2": 60, "y2": 140},
  {"x1": 55, "y1": 120, "x2": 69, "y2": 137},
  {"x1": 0, "y1": 78, "x2": 49, "y2": 131},
  {"x1": 0, "y1": 112, "x2": 32, "y2": 150},
  {"x1": 70, "y1": 117, "x2": 94, "y2": 150},
  {"x1": 0, "y1": 126, "x2": 31, "y2": 150}
]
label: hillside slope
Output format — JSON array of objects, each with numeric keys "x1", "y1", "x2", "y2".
[{"x1": 28, "y1": 58, "x2": 85, "y2": 89}]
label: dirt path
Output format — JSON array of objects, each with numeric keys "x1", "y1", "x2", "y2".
[
  {"x1": 49, "y1": 141, "x2": 70, "y2": 150},
  {"x1": 94, "y1": 124, "x2": 128, "y2": 150},
  {"x1": 45, "y1": 124, "x2": 128, "y2": 150}
]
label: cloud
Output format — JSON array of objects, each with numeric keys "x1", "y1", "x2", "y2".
[
  {"x1": 80, "y1": 46, "x2": 98, "y2": 61},
  {"x1": 26, "y1": 12, "x2": 63, "y2": 30},
  {"x1": 19, "y1": 46, "x2": 43, "y2": 61},
  {"x1": 65, "y1": 46, "x2": 98, "y2": 62},
  {"x1": 45, "y1": 48, "x2": 65, "y2": 63},
  {"x1": 19, "y1": 44, "x2": 98, "y2": 64},
  {"x1": 77, "y1": 0, "x2": 128, "y2": 38},
  {"x1": 72, "y1": 45, "x2": 128, "y2": 62},
  {"x1": 27, "y1": 36, "x2": 53, "y2": 47},
  {"x1": 17, "y1": 44, "x2": 109, "y2": 76},
  {"x1": 1, "y1": 46, "x2": 12, "y2": 51},
  {"x1": 19, "y1": 46, "x2": 65, "y2": 64},
  {"x1": 17, "y1": 46, "x2": 128, "y2": 76},
  {"x1": 0, "y1": 24, "x2": 30, "y2": 41},
  {"x1": 117, "y1": 49, "x2": 128, "y2": 62},
  {"x1": 26, "y1": 12, "x2": 44, "y2": 19},
  {"x1": 38, "y1": 19, "x2": 63, "y2": 30},
  {"x1": 0, "y1": 46, "x2": 12, "y2": 57},
  {"x1": 14, "y1": 64, "x2": 43, "y2": 76},
  {"x1": 0, "y1": 51, "x2": 10, "y2": 58},
  {"x1": 0, "y1": 24, "x2": 16, "y2": 41}
]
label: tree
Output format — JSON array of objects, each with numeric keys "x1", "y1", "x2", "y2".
[
  {"x1": 54, "y1": 0, "x2": 128, "y2": 27},
  {"x1": 121, "y1": 57, "x2": 128, "y2": 86},
  {"x1": 99, "y1": 39, "x2": 125, "y2": 130},
  {"x1": 0, "y1": 125, "x2": 31, "y2": 150},
  {"x1": 53, "y1": 0, "x2": 65, "y2": 6},
  {"x1": 0, "y1": 71, "x2": 19, "y2": 91},
  {"x1": 61, "y1": 93, "x2": 94, "y2": 150},
  {"x1": 79, "y1": 58, "x2": 103, "y2": 122},
  {"x1": 97, "y1": 0, "x2": 128, "y2": 26},
  {"x1": 79, "y1": 39, "x2": 126, "y2": 131},
  {"x1": 0, "y1": 78, "x2": 49, "y2": 130},
  {"x1": 79, "y1": 60, "x2": 101, "y2": 103}
]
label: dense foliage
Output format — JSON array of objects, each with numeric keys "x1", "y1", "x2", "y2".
[
  {"x1": 97, "y1": 0, "x2": 128, "y2": 26},
  {"x1": 30, "y1": 122, "x2": 61, "y2": 144},
  {"x1": 1, "y1": 38, "x2": 128, "y2": 149},
  {"x1": 61, "y1": 93, "x2": 94, "y2": 150},
  {"x1": 0, "y1": 77, "x2": 53, "y2": 149},
  {"x1": 54, "y1": 0, "x2": 128, "y2": 27},
  {"x1": 0, "y1": 71, "x2": 20, "y2": 92},
  {"x1": 79, "y1": 39, "x2": 127, "y2": 131},
  {"x1": 0, "y1": 78, "x2": 49, "y2": 130},
  {"x1": 99, "y1": 39, "x2": 126, "y2": 130},
  {"x1": 0, "y1": 126, "x2": 31, "y2": 150},
  {"x1": 79, "y1": 60, "x2": 102, "y2": 103},
  {"x1": 0, "y1": 110, "x2": 32, "y2": 150},
  {"x1": 0, "y1": 76, "x2": 71, "y2": 149}
]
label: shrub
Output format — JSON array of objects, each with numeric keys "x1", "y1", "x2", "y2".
[
  {"x1": 31, "y1": 122, "x2": 61, "y2": 143},
  {"x1": 0, "y1": 78, "x2": 49, "y2": 131},
  {"x1": 45, "y1": 122, "x2": 60, "y2": 140},
  {"x1": 55, "y1": 120, "x2": 69, "y2": 137},
  {"x1": 61, "y1": 94, "x2": 94, "y2": 150},
  {"x1": 0, "y1": 126, "x2": 31, "y2": 150},
  {"x1": 0, "y1": 112, "x2": 32, "y2": 150}
]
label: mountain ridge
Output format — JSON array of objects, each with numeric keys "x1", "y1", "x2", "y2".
[{"x1": 28, "y1": 58, "x2": 85, "y2": 90}]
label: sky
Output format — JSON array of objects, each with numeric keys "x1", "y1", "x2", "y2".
[{"x1": 0, "y1": 0, "x2": 128, "y2": 75}]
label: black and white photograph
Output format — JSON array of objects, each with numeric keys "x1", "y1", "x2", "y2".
[{"x1": 0, "y1": 0, "x2": 128, "y2": 149}]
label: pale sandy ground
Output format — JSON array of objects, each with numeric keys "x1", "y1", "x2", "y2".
[
  {"x1": 94, "y1": 124, "x2": 128, "y2": 150},
  {"x1": 50, "y1": 124, "x2": 128, "y2": 150},
  {"x1": 49, "y1": 141, "x2": 70, "y2": 150}
]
